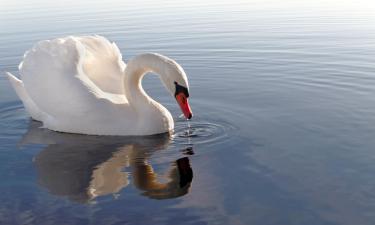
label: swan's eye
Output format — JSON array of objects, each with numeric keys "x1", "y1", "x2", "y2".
[{"x1": 174, "y1": 81, "x2": 189, "y2": 98}]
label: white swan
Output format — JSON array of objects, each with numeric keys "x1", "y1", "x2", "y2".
[{"x1": 6, "y1": 36, "x2": 193, "y2": 136}]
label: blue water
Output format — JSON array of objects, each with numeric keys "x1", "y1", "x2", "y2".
[{"x1": 1, "y1": 0, "x2": 375, "y2": 224}]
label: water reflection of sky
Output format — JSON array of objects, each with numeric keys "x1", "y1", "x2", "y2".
[{"x1": 1, "y1": 0, "x2": 375, "y2": 224}]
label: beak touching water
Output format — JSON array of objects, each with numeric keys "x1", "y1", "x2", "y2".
[{"x1": 176, "y1": 92, "x2": 193, "y2": 119}]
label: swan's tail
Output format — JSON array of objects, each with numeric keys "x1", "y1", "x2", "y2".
[
  {"x1": 6, "y1": 72, "x2": 43, "y2": 121},
  {"x1": 6, "y1": 72, "x2": 24, "y2": 98}
]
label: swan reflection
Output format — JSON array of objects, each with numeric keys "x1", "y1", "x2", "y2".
[{"x1": 22, "y1": 121, "x2": 193, "y2": 203}]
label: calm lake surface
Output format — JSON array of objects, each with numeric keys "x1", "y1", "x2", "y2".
[{"x1": 1, "y1": 0, "x2": 375, "y2": 224}]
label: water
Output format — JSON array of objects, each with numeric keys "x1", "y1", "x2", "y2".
[{"x1": 1, "y1": 0, "x2": 375, "y2": 224}]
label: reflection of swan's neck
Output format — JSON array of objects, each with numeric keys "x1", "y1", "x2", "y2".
[
  {"x1": 124, "y1": 53, "x2": 169, "y2": 108},
  {"x1": 130, "y1": 155, "x2": 193, "y2": 199}
]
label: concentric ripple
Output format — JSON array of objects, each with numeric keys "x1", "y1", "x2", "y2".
[
  {"x1": 0, "y1": 101, "x2": 29, "y2": 138},
  {"x1": 172, "y1": 118, "x2": 237, "y2": 146}
]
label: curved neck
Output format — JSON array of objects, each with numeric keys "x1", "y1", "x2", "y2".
[{"x1": 123, "y1": 53, "x2": 170, "y2": 107}]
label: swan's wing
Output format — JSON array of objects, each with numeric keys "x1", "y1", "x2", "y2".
[
  {"x1": 19, "y1": 37, "x2": 120, "y2": 120},
  {"x1": 76, "y1": 35, "x2": 126, "y2": 94}
]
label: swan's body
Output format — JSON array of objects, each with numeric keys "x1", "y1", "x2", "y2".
[{"x1": 6, "y1": 36, "x2": 192, "y2": 136}]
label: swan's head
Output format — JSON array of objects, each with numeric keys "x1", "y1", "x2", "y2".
[
  {"x1": 158, "y1": 56, "x2": 193, "y2": 120},
  {"x1": 127, "y1": 53, "x2": 193, "y2": 119}
]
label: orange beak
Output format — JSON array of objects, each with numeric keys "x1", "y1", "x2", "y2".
[{"x1": 176, "y1": 92, "x2": 193, "y2": 119}]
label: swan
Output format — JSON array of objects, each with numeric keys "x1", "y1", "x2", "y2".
[{"x1": 6, "y1": 35, "x2": 193, "y2": 136}]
